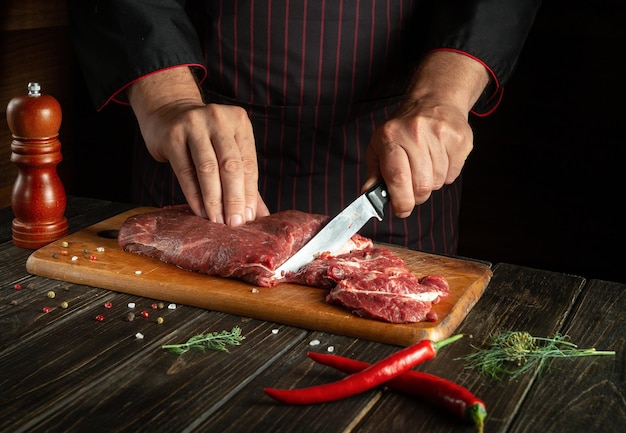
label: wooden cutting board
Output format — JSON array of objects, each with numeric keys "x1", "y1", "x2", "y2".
[{"x1": 26, "y1": 207, "x2": 492, "y2": 346}]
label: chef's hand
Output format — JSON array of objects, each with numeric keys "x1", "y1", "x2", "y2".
[
  {"x1": 363, "y1": 51, "x2": 490, "y2": 218},
  {"x1": 128, "y1": 66, "x2": 270, "y2": 226}
]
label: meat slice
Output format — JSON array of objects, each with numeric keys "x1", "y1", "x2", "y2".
[
  {"x1": 118, "y1": 205, "x2": 371, "y2": 287},
  {"x1": 294, "y1": 248, "x2": 450, "y2": 323}
]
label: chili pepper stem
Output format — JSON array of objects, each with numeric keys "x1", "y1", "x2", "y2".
[
  {"x1": 433, "y1": 334, "x2": 464, "y2": 351},
  {"x1": 467, "y1": 403, "x2": 487, "y2": 433}
]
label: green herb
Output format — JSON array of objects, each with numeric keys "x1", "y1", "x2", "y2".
[
  {"x1": 162, "y1": 326, "x2": 245, "y2": 355},
  {"x1": 459, "y1": 331, "x2": 615, "y2": 380}
]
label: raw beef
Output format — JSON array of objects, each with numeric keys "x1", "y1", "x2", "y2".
[
  {"x1": 118, "y1": 205, "x2": 371, "y2": 287},
  {"x1": 294, "y1": 248, "x2": 450, "y2": 323},
  {"x1": 118, "y1": 206, "x2": 449, "y2": 323}
]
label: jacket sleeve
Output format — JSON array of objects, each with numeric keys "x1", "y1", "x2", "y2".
[
  {"x1": 425, "y1": 0, "x2": 542, "y2": 115},
  {"x1": 67, "y1": 0, "x2": 207, "y2": 111}
]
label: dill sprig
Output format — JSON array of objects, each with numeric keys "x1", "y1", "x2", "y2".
[
  {"x1": 162, "y1": 326, "x2": 245, "y2": 355},
  {"x1": 459, "y1": 331, "x2": 615, "y2": 380}
]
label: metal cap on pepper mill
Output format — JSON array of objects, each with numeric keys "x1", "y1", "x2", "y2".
[{"x1": 6, "y1": 82, "x2": 68, "y2": 249}]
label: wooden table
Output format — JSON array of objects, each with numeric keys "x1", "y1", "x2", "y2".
[{"x1": 1, "y1": 197, "x2": 624, "y2": 433}]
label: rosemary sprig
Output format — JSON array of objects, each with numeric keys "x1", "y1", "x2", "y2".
[
  {"x1": 459, "y1": 331, "x2": 615, "y2": 380},
  {"x1": 162, "y1": 326, "x2": 245, "y2": 355}
]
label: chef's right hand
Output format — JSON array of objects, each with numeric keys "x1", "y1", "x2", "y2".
[
  {"x1": 362, "y1": 51, "x2": 491, "y2": 218},
  {"x1": 127, "y1": 66, "x2": 270, "y2": 227}
]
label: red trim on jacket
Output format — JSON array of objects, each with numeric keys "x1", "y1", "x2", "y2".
[{"x1": 97, "y1": 63, "x2": 208, "y2": 112}]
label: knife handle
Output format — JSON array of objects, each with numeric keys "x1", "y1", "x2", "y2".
[{"x1": 364, "y1": 181, "x2": 389, "y2": 220}]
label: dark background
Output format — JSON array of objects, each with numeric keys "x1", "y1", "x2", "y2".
[
  {"x1": 2, "y1": 1, "x2": 624, "y2": 283},
  {"x1": 457, "y1": 1, "x2": 625, "y2": 283}
]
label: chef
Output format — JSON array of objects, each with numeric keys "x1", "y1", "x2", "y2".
[{"x1": 67, "y1": 0, "x2": 541, "y2": 255}]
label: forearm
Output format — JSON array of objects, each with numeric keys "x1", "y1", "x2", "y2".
[
  {"x1": 127, "y1": 66, "x2": 204, "y2": 121},
  {"x1": 407, "y1": 51, "x2": 490, "y2": 115}
]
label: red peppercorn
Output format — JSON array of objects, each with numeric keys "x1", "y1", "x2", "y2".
[
  {"x1": 95, "y1": 314, "x2": 105, "y2": 321},
  {"x1": 104, "y1": 301, "x2": 113, "y2": 309},
  {"x1": 151, "y1": 303, "x2": 158, "y2": 309},
  {"x1": 141, "y1": 311, "x2": 149, "y2": 318},
  {"x1": 14, "y1": 284, "x2": 22, "y2": 290},
  {"x1": 42, "y1": 306, "x2": 51, "y2": 313}
]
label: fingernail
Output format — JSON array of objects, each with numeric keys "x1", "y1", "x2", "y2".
[
  {"x1": 215, "y1": 213, "x2": 225, "y2": 224},
  {"x1": 245, "y1": 207, "x2": 254, "y2": 222},
  {"x1": 229, "y1": 214, "x2": 243, "y2": 227}
]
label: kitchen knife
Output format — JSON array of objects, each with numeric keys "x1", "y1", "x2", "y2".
[{"x1": 273, "y1": 181, "x2": 389, "y2": 278}]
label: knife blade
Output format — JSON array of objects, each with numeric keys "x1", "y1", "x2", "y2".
[{"x1": 273, "y1": 181, "x2": 389, "y2": 278}]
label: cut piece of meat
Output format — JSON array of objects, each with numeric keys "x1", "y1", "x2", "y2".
[
  {"x1": 117, "y1": 205, "x2": 371, "y2": 287},
  {"x1": 294, "y1": 248, "x2": 450, "y2": 323},
  {"x1": 118, "y1": 206, "x2": 449, "y2": 323}
]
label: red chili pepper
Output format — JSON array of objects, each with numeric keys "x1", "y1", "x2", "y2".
[
  {"x1": 308, "y1": 351, "x2": 486, "y2": 433},
  {"x1": 263, "y1": 334, "x2": 463, "y2": 405}
]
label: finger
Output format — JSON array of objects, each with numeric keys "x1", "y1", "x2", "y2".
[
  {"x1": 234, "y1": 120, "x2": 262, "y2": 222},
  {"x1": 425, "y1": 132, "x2": 449, "y2": 191},
  {"x1": 379, "y1": 142, "x2": 422, "y2": 217},
  {"x1": 166, "y1": 136, "x2": 211, "y2": 219},
  {"x1": 398, "y1": 118, "x2": 453, "y2": 204},
  {"x1": 186, "y1": 131, "x2": 225, "y2": 223},
  {"x1": 366, "y1": 126, "x2": 420, "y2": 218},
  {"x1": 215, "y1": 139, "x2": 247, "y2": 227}
]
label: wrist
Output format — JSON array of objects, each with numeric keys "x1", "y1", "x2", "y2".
[
  {"x1": 127, "y1": 66, "x2": 204, "y2": 117},
  {"x1": 407, "y1": 51, "x2": 490, "y2": 113}
]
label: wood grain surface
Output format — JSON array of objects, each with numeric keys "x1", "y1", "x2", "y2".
[{"x1": 25, "y1": 207, "x2": 492, "y2": 346}]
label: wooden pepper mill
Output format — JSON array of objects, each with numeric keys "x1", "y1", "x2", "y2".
[{"x1": 7, "y1": 82, "x2": 68, "y2": 249}]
